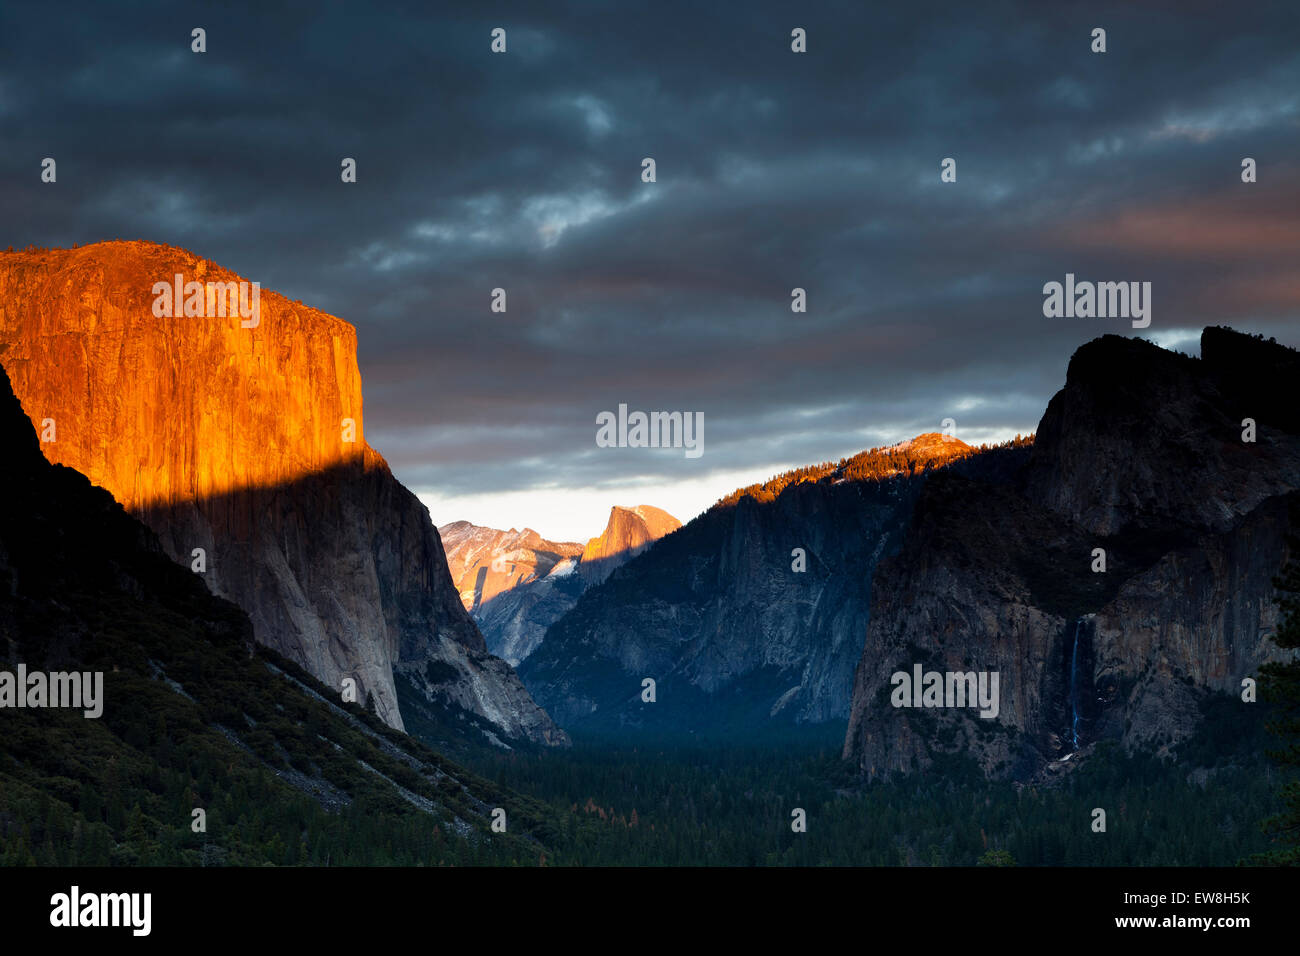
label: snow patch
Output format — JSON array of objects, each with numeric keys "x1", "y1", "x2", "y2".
[{"x1": 546, "y1": 557, "x2": 578, "y2": 578}]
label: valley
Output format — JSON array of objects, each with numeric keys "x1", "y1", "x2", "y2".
[{"x1": 1, "y1": 244, "x2": 1296, "y2": 869}]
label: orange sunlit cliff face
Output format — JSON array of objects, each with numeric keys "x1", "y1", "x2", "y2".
[
  {"x1": 0, "y1": 240, "x2": 368, "y2": 511},
  {"x1": 0, "y1": 240, "x2": 568, "y2": 745}
]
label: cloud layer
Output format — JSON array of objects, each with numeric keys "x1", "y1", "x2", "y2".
[{"x1": 2, "y1": 0, "x2": 1297, "y2": 537}]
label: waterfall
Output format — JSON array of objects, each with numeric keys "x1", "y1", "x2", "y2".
[{"x1": 1068, "y1": 619, "x2": 1083, "y2": 751}]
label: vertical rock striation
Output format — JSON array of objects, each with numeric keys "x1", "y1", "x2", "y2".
[
  {"x1": 844, "y1": 329, "x2": 1300, "y2": 780},
  {"x1": 579, "y1": 505, "x2": 682, "y2": 586},
  {"x1": 438, "y1": 521, "x2": 586, "y2": 666},
  {"x1": 0, "y1": 241, "x2": 566, "y2": 746},
  {"x1": 438, "y1": 507, "x2": 681, "y2": 667},
  {"x1": 521, "y1": 436, "x2": 988, "y2": 732}
]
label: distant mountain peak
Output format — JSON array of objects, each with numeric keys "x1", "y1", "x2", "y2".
[
  {"x1": 440, "y1": 509, "x2": 680, "y2": 665},
  {"x1": 438, "y1": 520, "x2": 584, "y2": 613},
  {"x1": 580, "y1": 504, "x2": 681, "y2": 584},
  {"x1": 885, "y1": 432, "x2": 972, "y2": 457}
]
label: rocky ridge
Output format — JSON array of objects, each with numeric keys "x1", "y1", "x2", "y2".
[
  {"x1": 520, "y1": 434, "x2": 992, "y2": 732},
  {"x1": 439, "y1": 506, "x2": 680, "y2": 666}
]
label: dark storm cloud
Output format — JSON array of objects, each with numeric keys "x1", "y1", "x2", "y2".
[{"x1": 1, "y1": 0, "x2": 1297, "y2": 504}]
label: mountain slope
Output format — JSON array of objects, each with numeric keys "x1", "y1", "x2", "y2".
[
  {"x1": 844, "y1": 328, "x2": 1300, "y2": 780},
  {"x1": 440, "y1": 506, "x2": 680, "y2": 667},
  {"x1": 579, "y1": 505, "x2": 682, "y2": 585},
  {"x1": 520, "y1": 434, "x2": 1000, "y2": 733},
  {"x1": 440, "y1": 522, "x2": 584, "y2": 613},
  {"x1": 0, "y1": 361, "x2": 556, "y2": 865},
  {"x1": 438, "y1": 521, "x2": 585, "y2": 666},
  {"x1": 0, "y1": 241, "x2": 565, "y2": 747}
]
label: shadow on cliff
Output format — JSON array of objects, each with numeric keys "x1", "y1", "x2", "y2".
[
  {"x1": 100, "y1": 455, "x2": 569, "y2": 749},
  {"x1": 517, "y1": 437, "x2": 1038, "y2": 739},
  {"x1": 845, "y1": 326, "x2": 1300, "y2": 781},
  {"x1": 136, "y1": 456, "x2": 483, "y2": 663}
]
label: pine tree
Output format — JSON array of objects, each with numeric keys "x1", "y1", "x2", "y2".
[{"x1": 1254, "y1": 500, "x2": 1300, "y2": 865}]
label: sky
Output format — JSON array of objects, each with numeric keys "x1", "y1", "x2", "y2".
[{"x1": 2, "y1": 0, "x2": 1297, "y2": 540}]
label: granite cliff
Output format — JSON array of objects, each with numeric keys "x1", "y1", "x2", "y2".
[
  {"x1": 844, "y1": 329, "x2": 1300, "y2": 780},
  {"x1": 439, "y1": 505, "x2": 679, "y2": 666},
  {"x1": 0, "y1": 241, "x2": 566, "y2": 747},
  {"x1": 520, "y1": 435, "x2": 995, "y2": 733},
  {"x1": 0, "y1": 359, "x2": 552, "y2": 862},
  {"x1": 441, "y1": 523, "x2": 584, "y2": 614},
  {"x1": 579, "y1": 505, "x2": 682, "y2": 585}
]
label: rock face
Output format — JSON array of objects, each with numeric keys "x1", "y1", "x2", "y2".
[
  {"x1": 844, "y1": 329, "x2": 1300, "y2": 780},
  {"x1": 0, "y1": 241, "x2": 566, "y2": 746},
  {"x1": 439, "y1": 522, "x2": 586, "y2": 665},
  {"x1": 1023, "y1": 328, "x2": 1300, "y2": 536},
  {"x1": 470, "y1": 559, "x2": 587, "y2": 667},
  {"x1": 521, "y1": 435, "x2": 990, "y2": 733},
  {"x1": 440, "y1": 522, "x2": 584, "y2": 612},
  {"x1": 0, "y1": 360, "x2": 547, "y2": 859},
  {"x1": 439, "y1": 507, "x2": 680, "y2": 666},
  {"x1": 579, "y1": 505, "x2": 682, "y2": 585}
]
